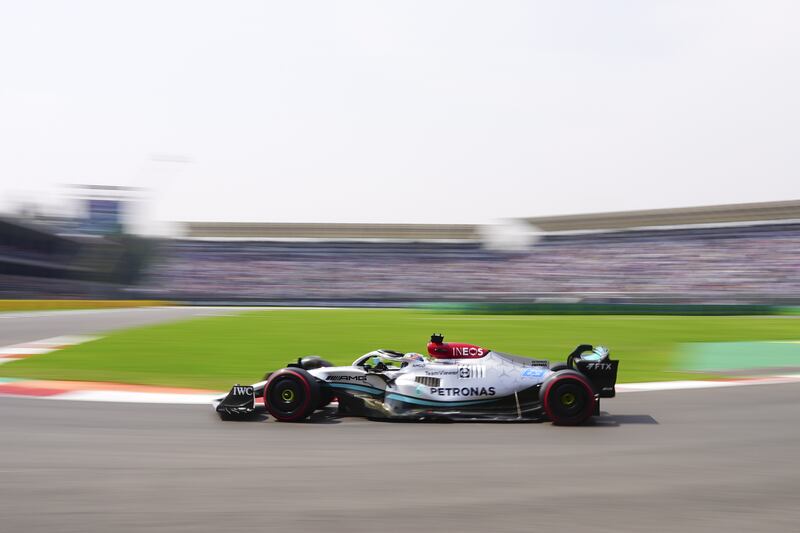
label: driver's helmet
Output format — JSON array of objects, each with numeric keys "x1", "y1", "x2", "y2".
[{"x1": 403, "y1": 352, "x2": 426, "y2": 363}]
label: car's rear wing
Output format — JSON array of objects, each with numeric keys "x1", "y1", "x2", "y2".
[{"x1": 568, "y1": 345, "x2": 619, "y2": 398}]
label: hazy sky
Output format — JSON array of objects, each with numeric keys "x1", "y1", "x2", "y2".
[{"x1": 1, "y1": 1, "x2": 799, "y2": 227}]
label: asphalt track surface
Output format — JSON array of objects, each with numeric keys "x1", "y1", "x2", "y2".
[
  {"x1": 0, "y1": 306, "x2": 240, "y2": 346},
  {"x1": 1, "y1": 384, "x2": 799, "y2": 533},
  {"x1": 1, "y1": 308, "x2": 799, "y2": 532}
]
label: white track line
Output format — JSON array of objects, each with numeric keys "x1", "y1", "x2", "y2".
[
  {"x1": 0, "y1": 335, "x2": 98, "y2": 365},
  {"x1": 55, "y1": 390, "x2": 219, "y2": 404},
  {"x1": 1, "y1": 375, "x2": 800, "y2": 405}
]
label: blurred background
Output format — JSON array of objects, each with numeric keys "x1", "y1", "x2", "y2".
[
  {"x1": 2, "y1": 1, "x2": 799, "y2": 309},
  {"x1": 2, "y1": 191, "x2": 800, "y2": 308},
  {"x1": 2, "y1": 3, "x2": 800, "y2": 532}
]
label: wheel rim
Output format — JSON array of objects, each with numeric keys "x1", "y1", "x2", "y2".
[
  {"x1": 548, "y1": 381, "x2": 589, "y2": 420},
  {"x1": 560, "y1": 392, "x2": 576, "y2": 407},
  {"x1": 269, "y1": 377, "x2": 304, "y2": 413}
]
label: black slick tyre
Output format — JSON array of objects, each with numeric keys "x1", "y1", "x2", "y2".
[
  {"x1": 264, "y1": 368, "x2": 320, "y2": 422},
  {"x1": 540, "y1": 370, "x2": 596, "y2": 426}
]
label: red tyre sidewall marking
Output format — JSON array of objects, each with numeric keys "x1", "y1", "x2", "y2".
[
  {"x1": 265, "y1": 370, "x2": 312, "y2": 421},
  {"x1": 542, "y1": 374, "x2": 595, "y2": 424}
]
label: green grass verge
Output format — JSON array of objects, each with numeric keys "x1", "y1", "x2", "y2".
[{"x1": 2, "y1": 309, "x2": 800, "y2": 390}]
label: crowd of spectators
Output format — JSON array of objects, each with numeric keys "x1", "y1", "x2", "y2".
[
  {"x1": 4, "y1": 221, "x2": 797, "y2": 302},
  {"x1": 0, "y1": 243, "x2": 64, "y2": 265},
  {"x1": 0, "y1": 273, "x2": 121, "y2": 299},
  {"x1": 140, "y1": 223, "x2": 800, "y2": 302}
]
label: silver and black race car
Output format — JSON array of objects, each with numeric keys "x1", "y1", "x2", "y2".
[{"x1": 214, "y1": 334, "x2": 619, "y2": 425}]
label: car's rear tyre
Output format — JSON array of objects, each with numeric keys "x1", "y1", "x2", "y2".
[
  {"x1": 540, "y1": 370, "x2": 596, "y2": 426},
  {"x1": 264, "y1": 368, "x2": 320, "y2": 422}
]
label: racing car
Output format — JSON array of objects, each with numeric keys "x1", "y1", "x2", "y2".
[{"x1": 214, "y1": 334, "x2": 619, "y2": 425}]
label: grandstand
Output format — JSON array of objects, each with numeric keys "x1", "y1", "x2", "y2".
[
  {"x1": 524, "y1": 199, "x2": 800, "y2": 232},
  {"x1": 3, "y1": 199, "x2": 799, "y2": 304},
  {"x1": 184, "y1": 222, "x2": 482, "y2": 241},
  {"x1": 132, "y1": 200, "x2": 800, "y2": 305},
  {"x1": 0, "y1": 216, "x2": 141, "y2": 299}
]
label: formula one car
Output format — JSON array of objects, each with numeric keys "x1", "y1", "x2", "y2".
[{"x1": 214, "y1": 334, "x2": 619, "y2": 425}]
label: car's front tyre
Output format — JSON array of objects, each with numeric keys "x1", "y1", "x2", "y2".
[{"x1": 264, "y1": 368, "x2": 320, "y2": 422}]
